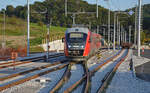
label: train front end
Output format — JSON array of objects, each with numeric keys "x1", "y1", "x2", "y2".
[{"x1": 64, "y1": 27, "x2": 90, "y2": 61}]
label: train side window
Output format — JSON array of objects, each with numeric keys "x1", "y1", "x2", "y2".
[
  {"x1": 62, "y1": 37, "x2": 64, "y2": 42},
  {"x1": 88, "y1": 36, "x2": 92, "y2": 43}
]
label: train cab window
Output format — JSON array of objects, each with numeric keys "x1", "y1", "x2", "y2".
[
  {"x1": 70, "y1": 33, "x2": 83, "y2": 38},
  {"x1": 67, "y1": 33, "x2": 87, "y2": 43}
]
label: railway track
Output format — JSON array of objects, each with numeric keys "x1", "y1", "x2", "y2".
[
  {"x1": 0, "y1": 53, "x2": 64, "y2": 70},
  {"x1": 82, "y1": 62, "x2": 90, "y2": 93},
  {"x1": 50, "y1": 63, "x2": 72, "y2": 93},
  {"x1": 97, "y1": 49, "x2": 129, "y2": 93},
  {"x1": 0, "y1": 49, "x2": 129, "y2": 93},
  {"x1": 0, "y1": 60, "x2": 69, "y2": 92},
  {"x1": 49, "y1": 62, "x2": 89, "y2": 93},
  {"x1": 0, "y1": 61, "x2": 32, "y2": 69},
  {"x1": 48, "y1": 50, "x2": 124, "y2": 93},
  {"x1": 63, "y1": 49, "x2": 126, "y2": 93},
  {"x1": 20, "y1": 53, "x2": 64, "y2": 62},
  {"x1": 0, "y1": 60, "x2": 67, "y2": 81}
]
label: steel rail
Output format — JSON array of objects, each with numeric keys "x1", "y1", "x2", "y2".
[
  {"x1": 50, "y1": 63, "x2": 71, "y2": 93},
  {"x1": 0, "y1": 61, "x2": 67, "y2": 81},
  {"x1": 0, "y1": 53, "x2": 64, "y2": 69},
  {"x1": 82, "y1": 62, "x2": 90, "y2": 93},
  {"x1": 64, "y1": 49, "x2": 124, "y2": 93},
  {"x1": 0, "y1": 61, "x2": 31, "y2": 69},
  {"x1": 97, "y1": 49, "x2": 129, "y2": 93},
  {"x1": 0, "y1": 63, "x2": 69, "y2": 92}
]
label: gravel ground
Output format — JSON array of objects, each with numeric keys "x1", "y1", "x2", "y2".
[
  {"x1": 0, "y1": 52, "x2": 63, "y2": 63},
  {"x1": 106, "y1": 49, "x2": 150, "y2": 93},
  {"x1": 37, "y1": 67, "x2": 66, "y2": 93},
  {"x1": 91, "y1": 51, "x2": 126, "y2": 93},
  {"x1": 0, "y1": 64, "x2": 60, "y2": 86},
  {"x1": 91, "y1": 50, "x2": 126, "y2": 93},
  {"x1": 87, "y1": 49, "x2": 120, "y2": 71},
  {"x1": 0, "y1": 49, "x2": 122, "y2": 93},
  {"x1": 0, "y1": 55, "x2": 65, "y2": 77},
  {"x1": 73, "y1": 49, "x2": 123, "y2": 93},
  {"x1": 1, "y1": 66, "x2": 66, "y2": 93}
]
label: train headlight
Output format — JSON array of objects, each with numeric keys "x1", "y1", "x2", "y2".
[
  {"x1": 68, "y1": 45, "x2": 71, "y2": 48},
  {"x1": 81, "y1": 45, "x2": 84, "y2": 48}
]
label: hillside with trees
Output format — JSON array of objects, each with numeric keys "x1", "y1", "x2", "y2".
[
  {"x1": 127, "y1": 4, "x2": 150, "y2": 35},
  {"x1": 0, "y1": 0, "x2": 150, "y2": 46},
  {"x1": 0, "y1": 0, "x2": 111, "y2": 28},
  {"x1": 143, "y1": 4, "x2": 150, "y2": 34}
]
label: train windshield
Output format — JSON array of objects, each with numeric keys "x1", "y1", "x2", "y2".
[{"x1": 67, "y1": 33, "x2": 87, "y2": 43}]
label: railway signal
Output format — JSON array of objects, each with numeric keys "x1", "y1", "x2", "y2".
[
  {"x1": 45, "y1": 11, "x2": 52, "y2": 62},
  {"x1": 11, "y1": 52, "x2": 18, "y2": 70}
]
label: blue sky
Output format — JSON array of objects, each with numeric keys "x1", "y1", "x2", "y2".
[{"x1": 0, "y1": 0, "x2": 150, "y2": 11}]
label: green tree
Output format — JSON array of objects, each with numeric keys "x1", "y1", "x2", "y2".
[{"x1": 6, "y1": 5, "x2": 15, "y2": 17}]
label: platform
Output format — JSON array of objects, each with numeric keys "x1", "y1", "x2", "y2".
[{"x1": 133, "y1": 49, "x2": 150, "y2": 82}]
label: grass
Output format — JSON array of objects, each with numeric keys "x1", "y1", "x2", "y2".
[
  {"x1": 0, "y1": 14, "x2": 66, "y2": 52},
  {"x1": 30, "y1": 46, "x2": 45, "y2": 53}
]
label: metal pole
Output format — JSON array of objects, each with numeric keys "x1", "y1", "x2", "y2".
[
  {"x1": 108, "y1": 7, "x2": 110, "y2": 50},
  {"x1": 113, "y1": 13, "x2": 116, "y2": 51},
  {"x1": 129, "y1": 25, "x2": 132, "y2": 43},
  {"x1": 27, "y1": 0, "x2": 30, "y2": 56},
  {"x1": 96, "y1": 0, "x2": 98, "y2": 18},
  {"x1": 121, "y1": 25, "x2": 123, "y2": 42},
  {"x1": 125, "y1": 31, "x2": 127, "y2": 42},
  {"x1": 134, "y1": 5, "x2": 137, "y2": 46},
  {"x1": 65, "y1": 0, "x2": 67, "y2": 17},
  {"x1": 123, "y1": 31, "x2": 124, "y2": 42},
  {"x1": 122, "y1": 26, "x2": 124, "y2": 43},
  {"x1": 138, "y1": 0, "x2": 142, "y2": 57},
  {"x1": 103, "y1": 28, "x2": 105, "y2": 39},
  {"x1": 4, "y1": 11, "x2": 5, "y2": 45},
  {"x1": 111, "y1": 32, "x2": 113, "y2": 42},
  {"x1": 89, "y1": 22, "x2": 91, "y2": 30},
  {"x1": 46, "y1": 24, "x2": 50, "y2": 61},
  {"x1": 118, "y1": 22, "x2": 121, "y2": 46},
  {"x1": 97, "y1": 25, "x2": 99, "y2": 34},
  {"x1": 124, "y1": 31, "x2": 125, "y2": 42},
  {"x1": 2, "y1": 11, "x2": 6, "y2": 48},
  {"x1": 117, "y1": 16, "x2": 119, "y2": 47},
  {"x1": 72, "y1": 14, "x2": 75, "y2": 25}
]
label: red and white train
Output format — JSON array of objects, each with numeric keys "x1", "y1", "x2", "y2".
[{"x1": 63, "y1": 27, "x2": 102, "y2": 61}]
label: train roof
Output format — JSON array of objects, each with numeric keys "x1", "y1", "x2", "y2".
[{"x1": 65, "y1": 27, "x2": 89, "y2": 34}]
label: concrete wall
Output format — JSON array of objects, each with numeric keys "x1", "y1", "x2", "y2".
[{"x1": 41, "y1": 40, "x2": 64, "y2": 52}]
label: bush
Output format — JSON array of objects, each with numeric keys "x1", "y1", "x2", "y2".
[
  {"x1": 30, "y1": 37, "x2": 43, "y2": 46},
  {"x1": 37, "y1": 21, "x2": 44, "y2": 26}
]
